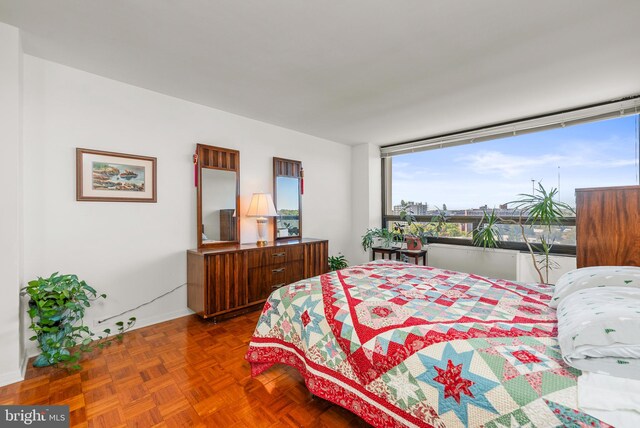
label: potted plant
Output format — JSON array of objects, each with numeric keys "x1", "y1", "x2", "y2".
[
  {"x1": 400, "y1": 205, "x2": 442, "y2": 250},
  {"x1": 362, "y1": 203, "x2": 444, "y2": 252},
  {"x1": 473, "y1": 183, "x2": 575, "y2": 283},
  {"x1": 328, "y1": 254, "x2": 349, "y2": 271},
  {"x1": 404, "y1": 235, "x2": 422, "y2": 250},
  {"x1": 361, "y1": 227, "x2": 402, "y2": 251},
  {"x1": 398, "y1": 205, "x2": 420, "y2": 250},
  {"x1": 403, "y1": 222, "x2": 431, "y2": 250},
  {"x1": 21, "y1": 272, "x2": 136, "y2": 370}
]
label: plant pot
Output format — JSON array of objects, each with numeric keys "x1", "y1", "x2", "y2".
[
  {"x1": 30, "y1": 303, "x2": 71, "y2": 367},
  {"x1": 405, "y1": 236, "x2": 422, "y2": 251},
  {"x1": 374, "y1": 237, "x2": 397, "y2": 249}
]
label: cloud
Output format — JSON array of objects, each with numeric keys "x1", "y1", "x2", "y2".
[
  {"x1": 459, "y1": 149, "x2": 637, "y2": 178},
  {"x1": 460, "y1": 151, "x2": 563, "y2": 178},
  {"x1": 392, "y1": 161, "x2": 444, "y2": 181},
  {"x1": 391, "y1": 130, "x2": 639, "y2": 209}
]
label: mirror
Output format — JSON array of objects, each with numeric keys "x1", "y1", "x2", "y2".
[
  {"x1": 197, "y1": 144, "x2": 240, "y2": 248},
  {"x1": 273, "y1": 158, "x2": 302, "y2": 240},
  {"x1": 201, "y1": 169, "x2": 237, "y2": 243}
]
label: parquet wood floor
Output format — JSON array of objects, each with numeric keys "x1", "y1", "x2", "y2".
[{"x1": 0, "y1": 312, "x2": 371, "y2": 427}]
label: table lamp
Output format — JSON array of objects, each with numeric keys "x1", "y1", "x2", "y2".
[{"x1": 246, "y1": 193, "x2": 278, "y2": 246}]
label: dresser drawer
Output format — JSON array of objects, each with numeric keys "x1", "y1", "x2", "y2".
[
  {"x1": 247, "y1": 260, "x2": 304, "y2": 303},
  {"x1": 247, "y1": 264, "x2": 284, "y2": 303},
  {"x1": 247, "y1": 245, "x2": 304, "y2": 267},
  {"x1": 285, "y1": 261, "x2": 304, "y2": 284}
]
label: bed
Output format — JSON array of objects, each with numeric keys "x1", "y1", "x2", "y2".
[{"x1": 245, "y1": 260, "x2": 611, "y2": 427}]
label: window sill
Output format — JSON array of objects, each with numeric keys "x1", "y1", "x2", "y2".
[{"x1": 425, "y1": 236, "x2": 576, "y2": 256}]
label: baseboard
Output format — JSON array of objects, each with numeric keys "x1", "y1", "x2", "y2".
[
  {"x1": 127, "y1": 307, "x2": 195, "y2": 331},
  {"x1": 93, "y1": 307, "x2": 195, "y2": 336},
  {"x1": 0, "y1": 369, "x2": 24, "y2": 388},
  {"x1": 19, "y1": 352, "x2": 28, "y2": 377}
]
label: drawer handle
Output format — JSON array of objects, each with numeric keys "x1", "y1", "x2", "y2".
[
  {"x1": 272, "y1": 268, "x2": 285, "y2": 273},
  {"x1": 271, "y1": 283, "x2": 286, "y2": 290},
  {"x1": 272, "y1": 252, "x2": 286, "y2": 257}
]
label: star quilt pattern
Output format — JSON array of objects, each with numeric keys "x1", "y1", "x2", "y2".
[{"x1": 246, "y1": 260, "x2": 611, "y2": 428}]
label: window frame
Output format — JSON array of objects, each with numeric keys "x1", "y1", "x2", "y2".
[
  {"x1": 379, "y1": 96, "x2": 640, "y2": 256},
  {"x1": 381, "y1": 208, "x2": 577, "y2": 255}
]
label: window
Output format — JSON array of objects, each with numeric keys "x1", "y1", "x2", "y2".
[{"x1": 382, "y1": 111, "x2": 640, "y2": 253}]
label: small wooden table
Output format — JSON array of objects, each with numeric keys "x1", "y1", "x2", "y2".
[
  {"x1": 371, "y1": 247, "x2": 398, "y2": 260},
  {"x1": 396, "y1": 249, "x2": 428, "y2": 265}
]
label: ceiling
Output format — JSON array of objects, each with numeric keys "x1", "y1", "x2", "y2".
[{"x1": 1, "y1": 1, "x2": 640, "y2": 146}]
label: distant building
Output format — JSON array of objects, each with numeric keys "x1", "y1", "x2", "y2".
[
  {"x1": 392, "y1": 201, "x2": 526, "y2": 219},
  {"x1": 392, "y1": 201, "x2": 430, "y2": 215}
]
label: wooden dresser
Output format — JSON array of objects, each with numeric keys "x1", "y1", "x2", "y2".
[
  {"x1": 187, "y1": 238, "x2": 328, "y2": 319},
  {"x1": 576, "y1": 185, "x2": 640, "y2": 268}
]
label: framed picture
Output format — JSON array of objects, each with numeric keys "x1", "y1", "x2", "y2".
[{"x1": 76, "y1": 148, "x2": 157, "y2": 202}]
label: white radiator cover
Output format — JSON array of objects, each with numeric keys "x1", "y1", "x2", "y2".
[
  {"x1": 516, "y1": 251, "x2": 576, "y2": 284},
  {"x1": 425, "y1": 243, "x2": 576, "y2": 284}
]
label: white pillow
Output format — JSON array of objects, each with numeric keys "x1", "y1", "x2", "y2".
[{"x1": 550, "y1": 265, "x2": 640, "y2": 308}]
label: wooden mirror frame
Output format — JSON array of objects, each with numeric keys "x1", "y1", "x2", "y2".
[
  {"x1": 197, "y1": 144, "x2": 240, "y2": 249},
  {"x1": 273, "y1": 157, "x2": 302, "y2": 241}
]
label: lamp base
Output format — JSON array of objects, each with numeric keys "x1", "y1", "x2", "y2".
[{"x1": 256, "y1": 217, "x2": 269, "y2": 246}]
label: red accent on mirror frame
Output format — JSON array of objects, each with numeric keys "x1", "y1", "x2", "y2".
[
  {"x1": 300, "y1": 168, "x2": 305, "y2": 195},
  {"x1": 193, "y1": 153, "x2": 198, "y2": 187}
]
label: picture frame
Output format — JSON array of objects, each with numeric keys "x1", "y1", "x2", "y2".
[{"x1": 76, "y1": 148, "x2": 157, "y2": 202}]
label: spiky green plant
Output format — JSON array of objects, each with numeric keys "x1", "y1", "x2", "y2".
[
  {"x1": 473, "y1": 183, "x2": 575, "y2": 283},
  {"x1": 509, "y1": 184, "x2": 574, "y2": 229},
  {"x1": 510, "y1": 184, "x2": 574, "y2": 282},
  {"x1": 473, "y1": 209, "x2": 500, "y2": 248}
]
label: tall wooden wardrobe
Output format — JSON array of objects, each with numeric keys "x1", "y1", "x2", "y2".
[{"x1": 575, "y1": 185, "x2": 640, "y2": 267}]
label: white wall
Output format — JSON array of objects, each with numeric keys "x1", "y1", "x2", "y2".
[
  {"x1": 350, "y1": 143, "x2": 381, "y2": 264},
  {"x1": 0, "y1": 23, "x2": 23, "y2": 385},
  {"x1": 426, "y1": 243, "x2": 576, "y2": 284},
  {"x1": 20, "y1": 55, "x2": 353, "y2": 362},
  {"x1": 517, "y1": 252, "x2": 576, "y2": 284},
  {"x1": 427, "y1": 244, "x2": 519, "y2": 280}
]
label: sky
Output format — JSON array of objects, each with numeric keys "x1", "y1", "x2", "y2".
[
  {"x1": 276, "y1": 176, "x2": 300, "y2": 210},
  {"x1": 391, "y1": 114, "x2": 640, "y2": 210}
]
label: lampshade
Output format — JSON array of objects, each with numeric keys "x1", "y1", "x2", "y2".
[{"x1": 245, "y1": 193, "x2": 278, "y2": 217}]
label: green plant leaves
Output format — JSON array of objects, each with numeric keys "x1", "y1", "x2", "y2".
[
  {"x1": 470, "y1": 182, "x2": 572, "y2": 284},
  {"x1": 509, "y1": 183, "x2": 575, "y2": 228},
  {"x1": 21, "y1": 272, "x2": 136, "y2": 371},
  {"x1": 398, "y1": 202, "x2": 416, "y2": 225},
  {"x1": 361, "y1": 227, "x2": 404, "y2": 251},
  {"x1": 328, "y1": 254, "x2": 349, "y2": 271},
  {"x1": 473, "y1": 209, "x2": 501, "y2": 248}
]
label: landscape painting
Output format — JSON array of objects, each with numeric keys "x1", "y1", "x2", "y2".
[
  {"x1": 76, "y1": 148, "x2": 157, "y2": 202},
  {"x1": 92, "y1": 162, "x2": 145, "y2": 192}
]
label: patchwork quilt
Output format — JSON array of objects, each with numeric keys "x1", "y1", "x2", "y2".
[{"x1": 246, "y1": 260, "x2": 611, "y2": 427}]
